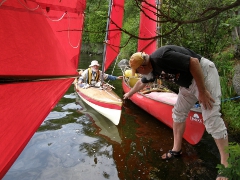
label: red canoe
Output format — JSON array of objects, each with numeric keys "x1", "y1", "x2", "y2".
[
  {"x1": 122, "y1": 78, "x2": 205, "y2": 145},
  {"x1": 121, "y1": 0, "x2": 205, "y2": 145}
]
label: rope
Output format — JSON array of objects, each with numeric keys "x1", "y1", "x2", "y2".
[
  {"x1": 194, "y1": 96, "x2": 240, "y2": 108},
  {"x1": 110, "y1": 53, "x2": 120, "y2": 76},
  {"x1": 40, "y1": 8, "x2": 67, "y2": 22},
  {"x1": 103, "y1": 87, "x2": 121, "y2": 101},
  {"x1": 40, "y1": 7, "x2": 82, "y2": 48},
  {"x1": 67, "y1": 13, "x2": 81, "y2": 48},
  {"x1": 11, "y1": 0, "x2": 81, "y2": 49},
  {"x1": 222, "y1": 96, "x2": 240, "y2": 102},
  {"x1": 18, "y1": 0, "x2": 39, "y2": 11},
  {"x1": 0, "y1": 0, "x2": 7, "y2": 7}
]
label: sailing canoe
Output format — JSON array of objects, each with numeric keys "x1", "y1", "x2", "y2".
[
  {"x1": 122, "y1": 77, "x2": 205, "y2": 145},
  {"x1": 75, "y1": 0, "x2": 124, "y2": 125},
  {"x1": 74, "y1": 83, "x2": 122, "y2": 125},
  {"x1": 121, "y1": 0, "x2": 205, "y2": 145}
]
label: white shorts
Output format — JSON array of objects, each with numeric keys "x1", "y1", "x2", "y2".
[{"x1": 172, "y1": 57, "x2": 227, "y2": 139}]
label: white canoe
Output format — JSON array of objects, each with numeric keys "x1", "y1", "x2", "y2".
[{"x1": 74, "y1": 83, "x2": 122, "y2": 125}]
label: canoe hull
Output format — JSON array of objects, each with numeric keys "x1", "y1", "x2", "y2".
[
  {"x1": 122, "y1": 79, "x2": 205, "y2": 145},
  {"x1": 75, "y1": 83, "x2": 122, "y2": 125}
]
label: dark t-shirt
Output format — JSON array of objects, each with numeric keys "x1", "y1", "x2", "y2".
[{"x1": 141, "y1": 45, "x2": 202, "y2": 88}]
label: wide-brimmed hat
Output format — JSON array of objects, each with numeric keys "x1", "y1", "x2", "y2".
[
  {"x1": 129, "y1": 52, "x2": 145, "y2": 76},
  {"x1": 89, "y1": 60, "x2": 100, "y2": 67}
]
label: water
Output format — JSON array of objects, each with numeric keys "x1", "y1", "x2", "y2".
[{"x1": 3, "y1": 53, "x2": 222, "y2": 180}]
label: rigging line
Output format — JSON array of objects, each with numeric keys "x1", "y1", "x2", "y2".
[
  {"x1": 221, "y1": 96, "x2": 240, "y2": 102},
  {"x1": 103, "y1": 88, "x2": 121, "y2": 101},
  {"x1": 0, "y1": 0, "x2": 7, "y2": 7},
  {"x1": 67, "y1": 13, "x2": 81, "y2": 49},
  {"x1": 139, "y1": 39, "x2": 157, "y2": 52},
  {"x1": 110, "y1": 53, "x2": 121, "y2": 76},
  {"x1": 41, "y1": 5, "x2": 82, "y2": 48},
  {"x1": 106, "y1": 53, "x2": 120, "y2": 85},
  {"x1": 40, "y1": 7, "x2": 67, "y2": 21},
  {"x1": 17, "y1": 0, "x2": 39, "y2": 11},
  {"x1": 194, "y1": 96, "x2": 240, "y2": 108},
  {"x1": 101, "y1": 0, "x2": 113, "y2": 81},
  {"x1": 104, "y1": 38, "x2": 119, "y2": 53},
  {"x1": 141, "y1": 25, "x2": 155, "y2": 37}
]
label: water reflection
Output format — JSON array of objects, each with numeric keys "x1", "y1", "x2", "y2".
[
  {"x1": 4, "y1": 91, "x2": 119, "y2": 180},
  {"x1": 4, "y1": 53, "x2": 222, "y2": 180},
  {"x1": 75, "y1": 94, "x2": 122, "y2": 144},
  {"x1": 114, "y1": 100, "x2": 219, "y2": 180},
  {"x1": 4, "y1": 84, "x2": 221, "y2": 180}
]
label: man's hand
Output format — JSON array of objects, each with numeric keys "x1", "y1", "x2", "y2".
[
  {"x1": 123, "y1": 79, "x2": 146, "y2": 100},
  {"x1": 198, "y1": 90, "x2": 215, "y2": 110},
  {"x1": 123, "y1": 92, "x2": 132, "y2": 99}
]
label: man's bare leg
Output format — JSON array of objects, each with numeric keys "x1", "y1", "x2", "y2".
[
  {"x1": 215, "y1": 137, "x2": 229, "y2": 180},
  {"x1": 161, "y1": 121, "x2": 185, "y2": 159}
]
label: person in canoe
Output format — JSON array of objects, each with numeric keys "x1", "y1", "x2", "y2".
[
  {"x1": 78, "y1": 60, "x2": 122, "y2": 88},
  {"x1": 123, "y1": 45, "x2": 229, "y2": 180}
]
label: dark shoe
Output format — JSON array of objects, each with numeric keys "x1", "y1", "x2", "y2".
[
  {"x1": 161, "y1": 149, "x2": 182, "y2": 160},
  {"x1": 216, "y1": 173, "x2": 228, "y2": 180}
]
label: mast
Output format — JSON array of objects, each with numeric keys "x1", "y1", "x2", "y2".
[
  {"x1": 156, "y1": 0, "x2": 162, "y2": 48},
  {"x1": 101, "y1": 0, "x2": 113, "y2": 83}
]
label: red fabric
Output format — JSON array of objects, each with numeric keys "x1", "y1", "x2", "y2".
[
  {"x1": 138, "y1": 0, "x2": 157, "y2": 54},
  {"x1": 0, "y1": 0, "x2": 86, "y2": 77},
  {"x1": 0, "y1": 0, "x2": 86, "y2": 178},
  {"x1": 104, "y1": 0, "x2": 124, "y2": 71},
  {"x1": 0, "y1": 79, "x2": 74, "y2": 178}
]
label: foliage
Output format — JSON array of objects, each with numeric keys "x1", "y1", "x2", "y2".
[
  {"x1": 217, "y1": 142, "x2": 240, "y2": 180},
  {"x1": 160, "y1": 0, "x2": 237, "y2": 57},
  {"x1": 212, "y1": 48, "x2": 240, "y2": 132},
  {"x1": 222, "y1": 101, "x2": 240, "y2": 132},
  {"x1": 82, "y1": 0, "x2": 108, "y2": 49},
  {"x1": 82, "y1": 0, "x2": 239, "y2": 57},
  {"x1": 119, "y1": 0, "x2": 139, "y2": 59},
  {"x1": 214, "y1": 49, "x2": 235, "y2": 99},
  {"x1": 213, "y1": 48, "x2": 240, "y2": 179}
]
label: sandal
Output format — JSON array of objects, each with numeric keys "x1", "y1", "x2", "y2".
[
  {"x1": 161, "y1": 149, "x2": 182, "y2": 160},
  {"x1": 216, "y1": 173, "x2": 228, "y2": 180}
]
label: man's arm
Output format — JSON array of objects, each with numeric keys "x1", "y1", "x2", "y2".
[
  {"x1": 189, "y1": 57, "x2": 215, "y2": 109},
  {"x1": 106, "y1": 74, "x2": 123, "y2": 80},
  {"x1": 123, "y1": 80, "x2": 146, "y2": 99},
  {"x1": 78, "y1": 69, "x2": 88, "y2": 84}
]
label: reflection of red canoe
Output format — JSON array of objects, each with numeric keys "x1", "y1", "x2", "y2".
[
  {"x1": 0, "y1": 0, "x2": 86, "y2": 178},
  {"x1": 122, "y1": 78, "x2": 205, "y2": 145}
]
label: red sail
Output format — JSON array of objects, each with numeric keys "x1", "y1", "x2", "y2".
[
  {"x1": 137, "y1": 0, "x2": 157, "y2": 54},
  {"x1": 104, "y1": 0, "x2": 124, "y2": 71},
  {"x1": 0, "y1": 79, "x2": 73, "y2": 178},
  {"x1": 0, "y1": 0, "x2": 86, "y2": 178},
  {"x1": 0, "y1": 0, "x2": 86, "y2": 77}
]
